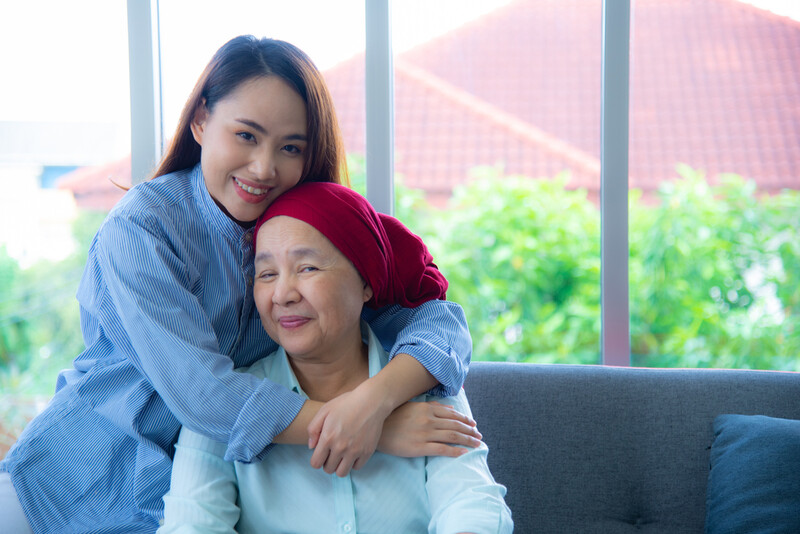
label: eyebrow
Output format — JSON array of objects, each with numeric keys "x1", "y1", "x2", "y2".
[
  {"x1": 255, "y1": 247, "x2": 322, "y2": 264},
  {"x1": 235, "y1": 118, "x2": 308, "y2": 141}
]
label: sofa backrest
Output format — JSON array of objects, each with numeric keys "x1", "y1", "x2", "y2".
[{"x1": 463, "y1": 362, "x2": 800, "y2": 533}]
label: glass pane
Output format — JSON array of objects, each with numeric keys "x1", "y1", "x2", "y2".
[
  {"x1": 388, "y1": 0, "x2": 603, "y2": 364},
  {"x1": 0, "y1": 0, "x2": 130, "y2": 454},
  {"x1": 629, "y1": 0, "x2": 800, "y2": 369}
]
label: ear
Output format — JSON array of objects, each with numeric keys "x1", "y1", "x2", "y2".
[
  {"x1": 190, "y1": 99, "x2": 209, "y2": 146},
  {"x1": 362, "y1": 283, "x2": 374, "y2": 304}
]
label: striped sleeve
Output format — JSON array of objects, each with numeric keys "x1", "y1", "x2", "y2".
[
  {"x1": 94, "y1": 213, "x2": 303, "y2": 461},
  {"x1": 363, "y1": 299, "x2": 471, "y2": 397}
]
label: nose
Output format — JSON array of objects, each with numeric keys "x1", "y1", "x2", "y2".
[
  {"x1": 249, "y1": 148, "x2": 277, "y2": 181},
  {"x1": 272, "y1": 273, "x2": 300, "y2": 306}
]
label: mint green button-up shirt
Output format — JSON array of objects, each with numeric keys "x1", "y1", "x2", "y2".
[{"x1": 160, "y1": 324, "x2": 512, "y2": 534}]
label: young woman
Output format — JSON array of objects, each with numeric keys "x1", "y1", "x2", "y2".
[
  {"x1": 0, "y1": 36, "x2": 477, "y2": 533},
  {"x1": 159, "y1": 182, "x2": 513, "y2": 534}
]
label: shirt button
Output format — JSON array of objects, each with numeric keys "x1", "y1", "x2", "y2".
[
  {"x1": 244, "y1": 232, "x2": 253, "y2": 242},
  {"x1": 342, "y1": 523, "x2": 352, "y2": 533}
]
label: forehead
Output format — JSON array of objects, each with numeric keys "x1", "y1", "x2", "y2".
[
  {"x1": 256, "y1": 216, "x2": 337, "y2": 258},
  {"x1": 217, "y1": 76, "x2": 307, "y2": 130}
]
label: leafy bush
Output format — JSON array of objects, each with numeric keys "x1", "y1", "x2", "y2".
[
  {"x1": 0, "y1": 211, "x2": 105, "y2": 394},
  {"x1": 423, "y1": 168, "x2": 601, "y2": 363},
  {"x1": 1, "y1": 164, "x2": 798, "y2": 388},
  {"x1": 629, "y1": 165, "x2": 799, "y2": 369},
  {"x1": 348, "y1": 159, "x2": 798, "y2": 368}
]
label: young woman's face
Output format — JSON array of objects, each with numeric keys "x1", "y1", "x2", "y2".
[
  {"x1": 254, "y1": 216, "x2": 373, "y2": 361},
  {"x1": 191, "y1": 76, "x2": 308, "y2": 224}
]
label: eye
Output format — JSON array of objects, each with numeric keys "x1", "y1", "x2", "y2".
[
  {"x1": 256, "y1": 270, "x2": 277, "y2": 281},
  {"x1": 299, "y1": 265, "x2": 318, "y2": 274},
  {"x1": 237, "y1": 131, "x2": 256, "y2": 142},
  {"x1": 282, "y1": 144, "x2": 303, "y2": 155}
]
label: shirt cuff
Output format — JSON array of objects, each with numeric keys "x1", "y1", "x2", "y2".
[{"x1": 224, "y1": 378, "x2": 305, "y2": 462}]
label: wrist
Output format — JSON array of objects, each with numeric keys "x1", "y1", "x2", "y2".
[{"x1": 357, "y1": 374, "x2": 398, "y2": 418}]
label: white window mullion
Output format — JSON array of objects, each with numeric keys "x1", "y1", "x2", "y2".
[
  {"x1": 364, "y1": 0, "x2": 395, "y2": 215},
  {"x1": 600, "y1": 0, "x2": 631, "y2": 365},
  {"x1": 127, "y1": 0, "x2": 163, "y2": 185}
]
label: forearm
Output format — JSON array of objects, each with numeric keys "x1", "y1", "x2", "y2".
[
  {"x1": 275, "y1": 354, "x2": 434, "y2": 445},
  {"x1": 273, "y1": 399, "x2": 322, "y2": 445},
  {"x1": 363, "y1": 352, "x2": 437, "y2": 413}
]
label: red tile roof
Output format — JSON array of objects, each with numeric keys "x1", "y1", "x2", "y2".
[
  {"x1": 56, "y1": 155, "x2": 130, "y2": 211},
  {"x1": 327, "y1": 0, "x2": 799, "y2": 201},
  {"x1": 59, "y1": 0, "x2": 799, "y2": 210}
]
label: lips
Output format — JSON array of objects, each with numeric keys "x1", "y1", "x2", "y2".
[
  {"x1": 278, "y1": 316, "x2": 310, "y2": 329},
  {"x1": 233, "y1": 176, "x2": 269, "y2": 197}
]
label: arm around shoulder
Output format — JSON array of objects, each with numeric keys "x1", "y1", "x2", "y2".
[{"x1": 364, "y1": 299, "x2": 472, "y2": 397}]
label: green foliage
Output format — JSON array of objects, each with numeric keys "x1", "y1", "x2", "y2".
[
  {"x1": 345, "y1": 159, "x2": 798, "y2": 368},
  {"x1": 419, "y1": 167, "x2": 601, "y2": 364},
  {"x1": 0, "y1": 210, "x2": 105, "y2": 395},
  {"x1": 1, "y1": 165, "x2": 798, "y2": 403},
  {"x1": 629, "y1": 166, "x2": 799, "y2": 369}
]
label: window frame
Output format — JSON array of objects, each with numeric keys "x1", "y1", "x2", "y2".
[{"x1": 126, "y1": 0, "x2": 633, "y2": 365}]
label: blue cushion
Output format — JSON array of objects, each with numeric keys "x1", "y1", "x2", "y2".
[{"x1": 706, "y1": 414, "x2": 800, "y2": 534}]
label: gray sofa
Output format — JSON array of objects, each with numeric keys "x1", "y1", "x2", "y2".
[{"x1": 463, "y1": 362, "x2": 800, "y2": 533}]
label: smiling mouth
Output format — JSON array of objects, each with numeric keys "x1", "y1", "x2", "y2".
[{"x1": 234, "y1": 177, "x2": 268, "y2": 196}]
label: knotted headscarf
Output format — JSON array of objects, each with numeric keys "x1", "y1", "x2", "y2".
[{"x1": 254, "y1": 182, "x2": 447, "y2": 308}]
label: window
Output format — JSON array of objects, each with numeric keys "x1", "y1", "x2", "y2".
[
  {"x1": 2, "y1": 1, "x2": 799, "y2": 457},
  {"x1": 0, "y1": 0, "x2": 130, "y2": 452},
  {"x1": 628, "y1": 0, "x2": 800, "y2": 369},
  {"x1": 388, "y1": 0, "x2": 604, "y2": 364}
]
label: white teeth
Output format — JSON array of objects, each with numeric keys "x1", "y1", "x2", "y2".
[{"x1": 234, "y1": 177, "x2": 267, "y2": 195}]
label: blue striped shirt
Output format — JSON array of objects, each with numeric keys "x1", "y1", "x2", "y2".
[{"x1": 0, "y1": 164, "x2": 471, "y2": 533}]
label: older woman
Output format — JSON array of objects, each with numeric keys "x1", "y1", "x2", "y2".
[{"x1": 159, "y1": 182, "x2": 512, "y2": 534}]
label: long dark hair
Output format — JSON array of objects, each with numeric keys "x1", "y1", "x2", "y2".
[{"x1": 152, "y1": 35, "x2": 348, "y2": 185}]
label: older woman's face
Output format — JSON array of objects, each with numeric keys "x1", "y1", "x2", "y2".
[{"x1": 254, "y1": 216, "x2": 373, "y2": 360}]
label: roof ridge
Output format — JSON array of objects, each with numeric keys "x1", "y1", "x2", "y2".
[{"x1": 395, "y1": 58, "x2": 600, "y2": 176}]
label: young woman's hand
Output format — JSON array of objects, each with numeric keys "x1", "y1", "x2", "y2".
[
  {"x1": 377, "y1": 400, "x2": 482, "y2": 458},
  {"x1": 306, "y1": 352, "x2": 480, "y2": 476},
  {"x1": 307, "y1": 383, "x2": 393, "y2": 477}
]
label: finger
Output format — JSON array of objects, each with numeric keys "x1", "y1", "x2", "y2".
[
  {"x1": 429, "y1": 402, "x2": 477, "y2": 426},
  {"x1": 432, "y1": 419, "x2": 482, "y2": 440},
  {"x1": 333, "y1": 453, "x2": 358, "y2": 478},
  {"x1": 310, "y1": 443, "x2": 330, "y2": 470},
  {"x1": 307, "y1": 412, "x2": 326, "y2": 450},
  {"x1": 320, "y1": 441, "x2": 348, "y2": 475},
  {"x1": 322, "y1": 449, "x2": 348, "y2": 475},
  {"x1": 432, "y1": 429, "x2": 483, "y2": 448},
  {"x1": 420, "y1": 427, "x2": 482, "y2": 448},
  {"x1": 420, "y1": 443, "x2": 470, "y2": 458}
]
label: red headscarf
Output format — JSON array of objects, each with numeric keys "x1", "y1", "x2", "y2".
[{"x1": 254, "y1": 182, "x2": 447, "y2": 308}]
